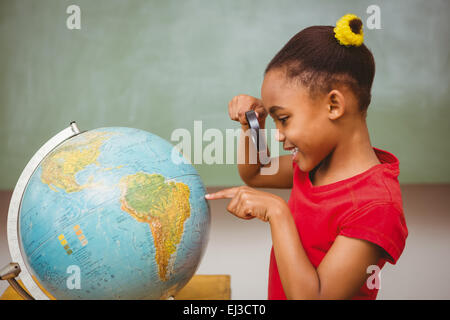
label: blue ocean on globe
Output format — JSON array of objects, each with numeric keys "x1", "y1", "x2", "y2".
[{"x1": 19, "y1": 127, "x2": 210, "y2": 299}]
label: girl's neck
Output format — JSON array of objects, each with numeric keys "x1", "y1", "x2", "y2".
[{"x1": 311, "y1": 122, "x2": 380, "y2": 187}]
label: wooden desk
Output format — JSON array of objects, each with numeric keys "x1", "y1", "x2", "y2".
[{"x1": 0, "y1": 274, "x2": 231, "y2": 300}]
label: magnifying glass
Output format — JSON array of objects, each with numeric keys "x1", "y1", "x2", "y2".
[{"x1": 245, "y1": 110, "x2": 269, "y2": 163}]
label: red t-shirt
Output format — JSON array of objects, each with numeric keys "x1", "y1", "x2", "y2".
[{"x1": 268, "y1": 147, "x2": 408, "y2": 300}]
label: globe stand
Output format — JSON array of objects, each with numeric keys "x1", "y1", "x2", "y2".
[
  {"x1": 0, "y1": 262, "x2": 34, "y2": 300},
  {"x1": 1, "y1": 122, "x2": 82, "y2": 300}
]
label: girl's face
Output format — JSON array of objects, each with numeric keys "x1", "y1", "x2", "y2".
[{"x1": 261, "y1": 68, "x2": 339, "y2": 173}]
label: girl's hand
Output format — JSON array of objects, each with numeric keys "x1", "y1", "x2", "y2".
[
  {"x1": 228, "y1": 94, "x2": 267, "y2": 128},
  {"x1": 205, "y1": 186, "x2": 288, "y2": 222}
]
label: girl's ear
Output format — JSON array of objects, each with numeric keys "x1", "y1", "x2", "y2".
[{"x1": 326, "y1": 89, "x2": 346, "y2": 120}]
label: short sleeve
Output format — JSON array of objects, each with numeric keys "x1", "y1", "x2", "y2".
[{"x1": 338, "y1": 202, "x2": 408, "y2": 264}]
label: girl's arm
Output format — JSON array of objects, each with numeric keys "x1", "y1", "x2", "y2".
[
  {"x1": 229, "y1": 94, "x2": 293, "y2": 189},
  {"x1": 206, "y1": 186, "x2": 383, "y2": 300},
  {"x1": 237, "y1": 128, "x2": 293, "y2": 189},
  {"x1": 270, "y1": 206, "x2": 382, "y2": 299}
]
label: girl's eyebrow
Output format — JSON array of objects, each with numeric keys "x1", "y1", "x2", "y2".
[{"x1": 269, "y1": 106, "x2": 284, "y2": 114}]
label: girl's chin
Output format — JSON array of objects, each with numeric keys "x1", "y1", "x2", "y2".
[
  {"x1": 293, "y1": 153, "x2": 305, "y2": 169},
  {"x1": 295, "y1": 155, "x2": 315, "y2": 173}
]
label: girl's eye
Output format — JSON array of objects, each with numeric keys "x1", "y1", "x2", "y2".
[{"x1": 278, "y1": 116, "x2": 289, "y2": 124}]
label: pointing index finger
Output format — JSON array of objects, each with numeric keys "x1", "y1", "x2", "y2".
[{"x1": 205, "y1": 187, "x2": 240, "y2": 200}]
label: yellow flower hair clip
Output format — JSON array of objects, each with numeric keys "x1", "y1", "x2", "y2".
[{"x1": 334, "y1": 14, "x2": 364, "y2": 47}]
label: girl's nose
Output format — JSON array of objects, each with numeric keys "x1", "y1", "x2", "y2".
[{"x1": 275, "y1": 129, "x2": 285, "y2": 142}]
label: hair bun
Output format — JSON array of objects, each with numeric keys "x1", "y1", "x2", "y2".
[{"x1": 334, "y1": 14, "x2": 364, "y2": 47}]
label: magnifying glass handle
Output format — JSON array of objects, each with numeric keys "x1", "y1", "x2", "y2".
[
  {"x1": 245, "y1": 110, "x2": 260, "y2": 151},
  {"x1": 246, "y1": 110, "x2": 269, "y2": 154}
]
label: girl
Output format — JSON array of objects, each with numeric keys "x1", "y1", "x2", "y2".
[{"x1": 206, "y1": 14, "x2": 408, "y2": 300}]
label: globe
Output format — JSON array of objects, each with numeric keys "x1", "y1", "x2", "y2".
[{"x1": 18, "y1": 127, "x2": 210, "y2": 299}]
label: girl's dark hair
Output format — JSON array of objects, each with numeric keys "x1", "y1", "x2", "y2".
[{"x1": 265, "y1": 25, "x2": 375, "y2": 113}]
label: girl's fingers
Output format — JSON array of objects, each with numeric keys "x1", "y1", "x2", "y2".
[
  {"x1": 228, "y1": 187, "x2": 246, "y2": 214},
  {"x1": 205, "y1": 186, "x2": 258, "y2": 220},
  {"x1": 232, "y1": 191, "x2": 254, "y2": 220},
  {"x1": 239, "y1": 203, "x2": 254, "y2": 220},
  {"x1": 227, "y1": 192, "x2": 241, "y2": 214},
  {"x1": 233, "y1": 194, "x2": 245, "y2": 217},
  {"x1": 205, "y1": 187, "x2": 239, "y2": 200}
]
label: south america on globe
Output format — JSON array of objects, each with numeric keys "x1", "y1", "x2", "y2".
[{"x1": 19, "y1": 127, "x2": 210, "y2": 299}]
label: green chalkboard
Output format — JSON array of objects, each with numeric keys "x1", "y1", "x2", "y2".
[{"x1": 0, "y1": 0, "x2": 449, "y2": 189}]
